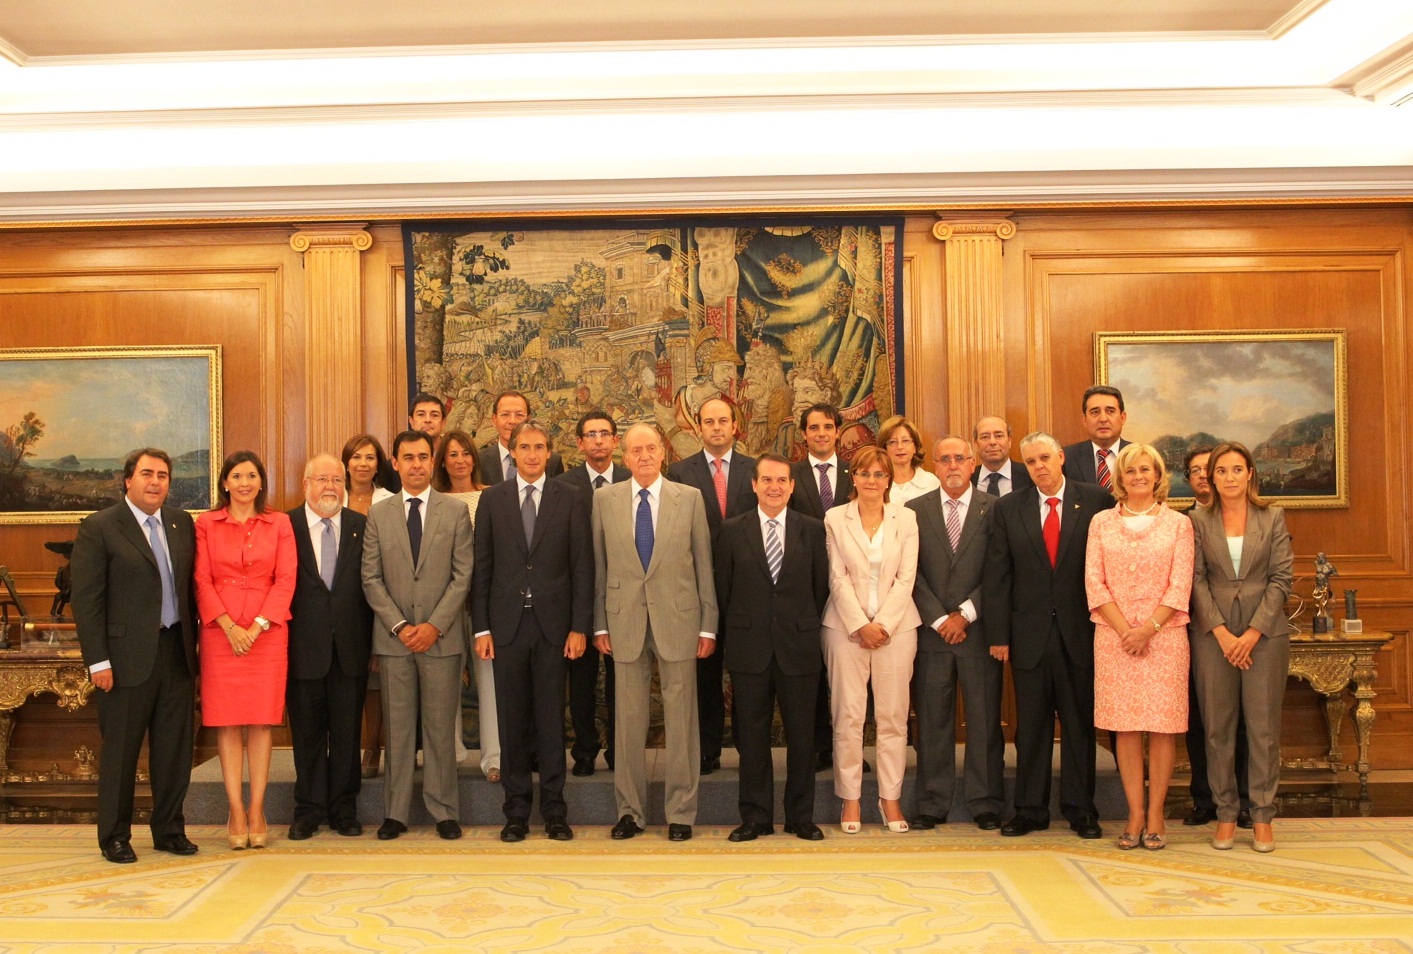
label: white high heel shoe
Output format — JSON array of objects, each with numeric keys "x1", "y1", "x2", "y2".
[{"x1": 879, "y1": 799, "x2": 909, "y2": 833}]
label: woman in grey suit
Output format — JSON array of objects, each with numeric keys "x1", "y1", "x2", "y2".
[{"x1": 1189, "y1": 441, "x2": 1293, "y2": 853}]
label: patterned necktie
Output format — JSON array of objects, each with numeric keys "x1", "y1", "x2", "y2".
[
  {"x1": 593, "y1": 475, "x2": 606, "y2": 490},
  {"x1": 522, "y1": 484, "x2": 537, "y2": 547},
  {"x1": 986, "y1": 472, "x2": 1002, "y2": 497},
  {"x1": 712, "y1": 458, "x2": 728, "y2": 517},
  {"x1": 945, "y1": 498, "x2": 962, "y2": 552},
  {"x1": 817, "y1": 462, "x2": 834, "y2": 510},
  {"x1": 635, "y1": 488, "x2": 654, "y2": 570},
  {"x1": 765, "y1": 518, "x2": 782, "y2": 583},
  {"x1": 320, "y1": 517, "x2": 337, "y2": 590},
  {"x1": 505, "y1": 454, "x2": 517, "y2": 481},
  {"x1": 407, "y1": 497, "x2": 423, "y2": 566},
  {"x1": 145, "y1": 515, "x2": 179, "y2": 628},
  {"x1": 1096, "y1": 448, "x2": 1112, "y2": 490},
  {"x1": 1043, "y1": 497, "x2": 1060, "y2": 568}
]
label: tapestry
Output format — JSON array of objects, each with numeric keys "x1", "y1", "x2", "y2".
[{"x1": 405, "y1": 219, "x2": 903, "y2": 466}]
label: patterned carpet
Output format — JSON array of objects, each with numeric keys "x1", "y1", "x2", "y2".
[{"x1": 1, "y1": 819, "x2": 1411, "y2": 953}]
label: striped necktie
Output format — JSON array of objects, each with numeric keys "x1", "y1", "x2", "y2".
[
  {"x1": 765, "y1": 518, "x2": 782, "y2": 583},
  {"x1": 1096, "y1": 448, "x2": 1112, "y2": 490}
]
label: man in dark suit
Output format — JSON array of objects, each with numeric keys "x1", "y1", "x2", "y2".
[
  {"x1": 471, "y1": 419, "x2": 593, "y2": 842},
  {"x1": 285, "y1": 453, "x2": 375, "y2": 841},
  {"x1": 593, "y1": 423, "x2": 717, "y2": 842},
  {"x1": 908, "y1": 436, "x2": 1003, "y2": 831},
  {"x1": 555, "y1": 409, "x2": 629, "y2": 776},
  {"x1": 667, "y1": 396, "x2": 756, "y2": 775},
  {"x1": 970, "y1": 415, "x2": 1033, "y2": 498},
  {"x1": 380, "y1": 391, "x2": 446, "y2": 494},
  {"x1": 984, "y1": 431, "x2": 1112, "y2": 840},
  {"x1": 477, "y1": 391, "x2": 564, "y2": 485},
  {"x1": 1061, "y1": 386, "x2": 1132, "y2": 491},
  {"x1": 362, "y1": 430, "x2": 475, "y2": 841},
  {"x1": 786, "y1": 401, "x2": 852, "y2": 771},
  {"x1": 716, "y1": 453, "x2": 830, "y2": 842},
  {"x1": 71, "y1": 447, "x2": 200, "y2": 863}
]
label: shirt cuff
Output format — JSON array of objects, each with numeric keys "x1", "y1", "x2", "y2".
[
  {"x1": 594, "y1": 630, "x2": 608, "y2": 637},
  {"x1": 473, "y1": 630, "x2": 490, "y2": 638},
  {"x1": 89, "y1": 660, "x2": 112, "y2": 675},
  {"x1": 930, "y1": 616, "x2": 947, "y2": 632},
  {"x1": 392, "y1": 620, "x2": 408, "y2": 636},
  {"x1": 959, "y1": 600, "x2": 977, "y2": 624},
  {"x1": 699, "y1": 632, "x2": 716, "y2": 641}
]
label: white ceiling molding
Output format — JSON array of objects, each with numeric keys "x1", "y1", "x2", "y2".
[
  {"x1": 1337, "y1": 35, "x2": 1413, "y2": 105},
  {"x1": 1267, "y1": 0, "x2": 1333, "y2": 39}
]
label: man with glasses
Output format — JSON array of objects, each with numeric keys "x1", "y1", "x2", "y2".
[
  {"x1": 556, "y1": 410, "x2": 630, "y2": 776},
  {"x1": 285, "y1": 454, "x2": 375, "y2": 840},
  {"x1": 907, "y1": 436, "x2": 1004, "y2": 831}
]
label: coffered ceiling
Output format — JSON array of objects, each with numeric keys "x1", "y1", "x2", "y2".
[{"x1": 0, "y1": 0, "x2": 1411, "y2": 223}]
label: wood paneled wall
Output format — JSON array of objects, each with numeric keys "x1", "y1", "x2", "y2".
[{"x1": 2, "y1": 209, "x2": 1410, "y2": 770}]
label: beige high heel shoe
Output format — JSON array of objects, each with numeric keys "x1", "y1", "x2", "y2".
[
  {"x1": 248, "y1": 813, "x2": 268, "y2": 850},
  {"x1": 840, "y1": 800, "x2": 861, "y2": 834},
  {"x1": 879, "y1": 799, "x2": 909, "y2": 833},
  {"x1": 227, "y1": 815, "x2": 249, "y2": 851}
]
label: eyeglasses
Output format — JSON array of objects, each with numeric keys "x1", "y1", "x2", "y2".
[
  {"x1": 581, "y1": 430, "x2": 614, "y2": 440},
  {"x1": 1187, "y1": 466, "x2": 1206, "y2": 476},
  {"x1": 884, "y1": 438, "x2": 914, "y2": 448},
  {"x1": 935, "y1": 455, "x2": 972, "y2": 465},
  {"x1": 308, "y1": 476, "x2": 345, "y2": 486}
]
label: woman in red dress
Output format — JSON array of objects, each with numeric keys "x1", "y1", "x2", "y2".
[{"x1": 195, "y1": 451, "x2": 297, "y2": 849}]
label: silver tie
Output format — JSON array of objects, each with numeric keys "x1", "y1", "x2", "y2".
[{"x1": 765, "y1": 518, "x2": 782, "y2": 583}]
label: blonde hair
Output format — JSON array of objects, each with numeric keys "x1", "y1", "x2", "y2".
[{"x1": 1113, "y1": 442, "x2": 1171, "y2": 504}]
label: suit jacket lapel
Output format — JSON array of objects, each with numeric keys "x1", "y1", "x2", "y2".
[
  {"x1": 747, "y1": 514, "x2": 774, "y2": 582},
  {"x1": 843, "y1": 501, "x2": 872, "y2": 557},
  {"x1": 799, "y1": 462, "x2": 824, "y2": 516},
  {"x1": 1054, "y1": 483, "x2": 1087, "y2": 569},
  {"x1": 1020, "y1": 487, "x2": 1050, "y2": 568},
  {"x1": 646, "y1": 483, "x2": 677, "y2": 575},
  {"x1": 527, "y1": 482, "x2": 559, "y2": 555},
  {"x1": 335, "y1": 516, "x2": 361, "y2": 586},
  {"x1": 726, "y1": 455, "x2": 752, "y2": 512},
  {"x1": 118, "y1": 507, "x2": 160, "y2": 571},
  {"x1": 956, "y1": 493, "x2": 990, "y2": 558},
  {"x1": 1237, "y1": 505, "x2": 1267, "y2": 581},
  {"x1": 291, "y1": 512, "x2": 317, "y2": 578}
]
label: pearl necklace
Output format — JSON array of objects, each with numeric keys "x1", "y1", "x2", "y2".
[{"x1": 1121, "y1": 500, "x2": 1160, "y2": 517}]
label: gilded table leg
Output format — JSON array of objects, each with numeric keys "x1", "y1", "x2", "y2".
[
  {"x1": 1349, "y1": 649, "x2": 1379, "y2": 800},
  {"x1": 0, "y1": 709, "x2": 13, "y2": 775},
  {"x1": 1321, "y1": 693, "x2": 1347, "y2": 766}
]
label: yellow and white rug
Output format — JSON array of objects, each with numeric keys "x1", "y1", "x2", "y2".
[{"x1": 1, "y1": 819, "x2": 1411, "y2": 953}]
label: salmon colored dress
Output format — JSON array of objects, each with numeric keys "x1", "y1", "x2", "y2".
[
  {"x1": 1084, "y1": 505, "x2": 1194, "y2": 734},
  {"x1": 194, "y1": 508, "x2": 297, "y2": 726}
]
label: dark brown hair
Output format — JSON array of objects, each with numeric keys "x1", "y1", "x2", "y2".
[
  {"x1": 341, "y1": 434, "x2": 387, "y2": 488},
  {"x1": 1203, "y1": 441, "x2": 1269, "y2": 511},
  {"x1": 432, "y1": 429, "x2": 482, "y2": 493},
  {"x1": 216, "y1": 450, "x2": 269, "y2": 513}
]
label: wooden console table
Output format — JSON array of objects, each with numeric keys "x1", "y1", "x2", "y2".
[
  {"x1": 1287, "y1": 630, "x2": 1391, "y2": 797},
  {"x1": 0, "y1": 642, "x2": 95, "y2": 779}
]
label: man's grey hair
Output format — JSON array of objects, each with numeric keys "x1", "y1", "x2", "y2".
[{"x1": 1018, "y1": 431, "x2": 1062, "y2": 456}]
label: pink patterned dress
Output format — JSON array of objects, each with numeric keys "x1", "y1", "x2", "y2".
[{"x1": 1085, "y1": 505, "x2": 1194, "y2": 733}]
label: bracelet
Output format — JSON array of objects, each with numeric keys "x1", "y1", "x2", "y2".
[{"x1": 1149, "y1": 617, "x2": 1160, "y2": 632}]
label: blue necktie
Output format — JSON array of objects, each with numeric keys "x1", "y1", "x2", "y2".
[
  {"x1": 407, "y1": 497, "x2": 423, "y2": 566},
  {"x1": 320, "y1": 518, "x2": 337, "y2": 590},
  {"x1": 635, "y1": 488, "x2": 654, "y2": 570},
  {"x1": 146, "y1": 515, "x2": 179, "y2": 628},
  {"x1": 817, "y1": 462, "x2": 833, "y2": 511},
  {"x1": 522, "y1": 485, "x2": 537, "y2": 548},
  {"x1": 505, "y1": 455, "x2": 517, "y2": 481}
]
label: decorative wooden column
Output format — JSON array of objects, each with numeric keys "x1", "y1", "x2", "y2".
[
  {"x1": 932, "y1": 214, "x2": 1015, "y2": 438},
  {"x1": 290, "y1": 224, "x2": 373, "y2": 458}
]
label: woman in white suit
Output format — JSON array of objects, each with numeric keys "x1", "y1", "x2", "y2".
[{"x1": 822, "y1": 444, "x2": 922, "y2": 834}]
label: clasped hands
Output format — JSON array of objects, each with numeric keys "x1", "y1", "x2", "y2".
[
  {"x1": 398, "y1": 622, "x2": 441, "y2": 654},
  {"x1": 853, "y1": 621, "x2": 891, "y2": 650},
  {"x1": 1214, "y1": 625, "x2": 1261, "y2": 669},
  {"x1": 219, "y1": 614, "x2": 263, "y2": 656}
]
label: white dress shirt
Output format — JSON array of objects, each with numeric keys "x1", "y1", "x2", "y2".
[
  {"x1": 809, "y1": 453, "x2": 839, "y2": 499},
  {"x1": 977, "y1": 460, "x2": 1014, "y2": 496},
  {"x1": 1038, "y1": 478, "x2": 1067, "y2": 530}
]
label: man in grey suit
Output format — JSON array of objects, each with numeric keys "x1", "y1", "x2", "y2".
[
  {"x1": 72, "y1": 448, "x2": 200, "y2": 864},
  {"x1": 362, "y1": 430, "x2": 474, "y2": 841},
  {"x1": 593, "y1": 423, "x2": 717, "y2": 842},
  {"x1": 477, "y1": 391, "x2": 565, "y2": 485},
  {"x1": 907, "y1": 436, "x2": 1003, "y2": 831}
]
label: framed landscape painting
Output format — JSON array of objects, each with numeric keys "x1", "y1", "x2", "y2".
[
  {"x1": 0, "y1": 346, "x2": 223, "y2": 524},
  {"x1": 1095, "y1": 330, "x2": 1348, "y2": 509}
]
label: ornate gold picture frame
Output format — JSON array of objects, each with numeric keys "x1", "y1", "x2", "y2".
[{"x1": 1095, "y1": 330, "x2": 1348, "y2": 509}]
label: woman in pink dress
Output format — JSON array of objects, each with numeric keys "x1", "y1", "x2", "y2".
[
  {"x1": 1085, "y1": 443, "x2": 1193, "y2": 851},
  {"x1": 195, "y1": 451, "x2": 297, "y2": 850}
]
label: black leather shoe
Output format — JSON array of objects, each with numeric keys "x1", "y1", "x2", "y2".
[
  {"x1": 529, "y1": 754, "x2": 540, "y2": 774},
  {"x1": 1073, "y1": 819, "x2": 1104, "y2": 840},
  {"x1": 974, "y1": 812, "x2": 1002, "y2": 831},
  {"x1": 728, "y1": 822, "x2": 774, "y2": 842},
  {"x1": 572, "y1": 757, "x2": 595, "y2": 777},
  {"x1": 610, "y1": 814, "x2": 643, "y2": 840},
  {"x1": 911, "y1": 813, "x2": 945, "y2": 830},
  {"x1": 436, "y1": 819, "x2": 462, "y2": 840},
  {"x1": 101, "y1": 839, "x2": 137, "y2": 864},
  {"x1": 1237, "y1": 809, "x2": 1253, "y2": 829},
  {"x1": 605, "y1": 750, "x2": 615, "y2": 770},
  {"x1": 1000, "y1": 817, "x2": 1048, "y2": 837},
  {"x1": 500, "y1": 819, "x2": 528, "y2": 843},
  {"x1": 153, "y1": 833, "x2": 199, "y2": 855},
  {"x1": 783, "y1": 822, "x2": 824, "y2": 841},
  {"x1": 545, "y1": 819, "x2": 574, "y2": 841},
  {"x1": 376, "y1": 818, "x2": 407, "y2": 841},
  {"x1": 700, "y1": 756, "x2": 720, "y2": 775},
  {"x1": 287, "y1": 819, "x2": 319, "y2": 841},
  {"x1": 668, "y1": 823, "x2": 693, "y2": 842},
  {"x1": 1184, "y1": 806, "x2": 1218, "y2": 826},
  {"x1": 814, "y1": 751, "x2": 833, "y2": 772},
  {"x1": 333, "y1": 820, "x2": 363, "y2": 837}
]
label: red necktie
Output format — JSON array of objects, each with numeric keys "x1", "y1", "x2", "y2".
[
  {"x1": 713, "y1": 458, "x2": 728, "y2": 517},
  {"x1": 1096, "y1": 448, "x2": 1112, "y2": 490},
  {"x1": 1043, "y1": 497, "x2": 1060, "y2": 568}
]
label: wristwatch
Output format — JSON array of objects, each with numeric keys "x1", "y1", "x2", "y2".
[{"x1": 253, "y1": 616, "x2": 271, "y2": 632}]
